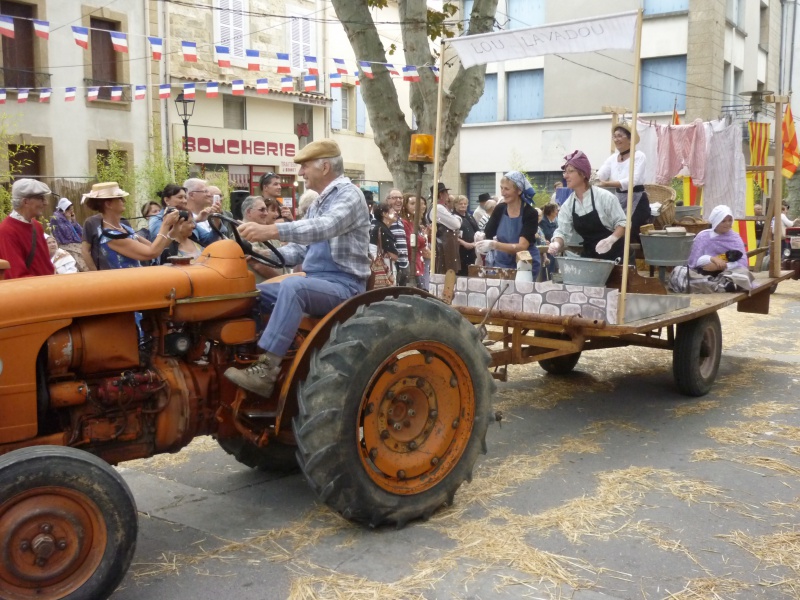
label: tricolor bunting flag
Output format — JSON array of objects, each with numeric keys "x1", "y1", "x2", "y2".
[
  {"x1": 232, "y1": 80, "x2": 245, "y2": 95},
  {"x1": 450, "y1": 11, "x2": 637, "y2": 68},
  {"x1": 256, "y1": 78, "x2": 269, "y2": 94},
  {"x1": 134, "y1": 85, "x2": 146, "y2": 100},
  {"x1": 304, "y1": 75, "x2": 317, "y2": 92},
  {"x1": 206, "y1": 82, "x2": 219, "y2": 98},
  {"x1": 329, "y1": 73, "x2": 342, "y2": 88},
  {"x1": 0, "y1": 16, "x2": 14, "y2": 38},
  {"x1": 110, "y1": 31, "x2": 128, "y2": 53},
  {"x1": 0, "y1": 89, "x2": 5, "y2": 104},
  {"x1": 276, "y1": 53, "x2": 291, "y2": 73},
  {"x1": 183, "y1": 83, "x2": 196, "y2": 99},
  {"x1": 333, "y1": 58, "x2": 347, "y2": 74},
  {"x1": 748, "y1": 121, "x2": 769, "y2": 190},
  {"x1": 385, "y1": 64, "x2": 399, "y2": 76},
  {"x1": 148, "y1": 37, "x2": 163, "y2": 60},
  {"x1": 87, "y1": 87, "x2": 99, "y2": 101},
  {"x1": 110, "y1": 86, "x2": 123, "y2": 101},
  {"x1": 353, "y1": 70, "x2": 360, "y2": 85},
  {"x1": 431, "y1": 66, "x2": 440, "y2": 83},
  {"x1": 246, "y1": 49, "x2": 260, "y2": 71},
  {"x1": 782, "y1": 104, "x2": 800, "y2": 179},
  {"x1": 158, "y1": 84, "x2": 170, "y2": 99},
  {"x1": 402, "y1": 66, "x2": 420, "y2": 82},
  {"x1": 64, "y1": 87, "x2": 76, "y2": 102},
  {"x1": 280, "y1": 77, "x2": 293, "y2": 92},
  {"x1": 182, "y1": 41, "x2": 197, "y2": 62},
  {"x1": 17, "y1": 89, "x2": 29, "y2": 103},
  {"x1": 304, "y1": 55, "x2": 319, "y2": 75},
  {"x1": 39, "y1": 88, "x2": 51, "y2": 102},
  {"x1": 358, "y1": 61, "x2": 373, "y2": 78},
  {"x1": 33, "y1": 20, "x2": 49, "y2": 39},
  {"x1": 72, "y1": 26, "x2": 89, "y2": 49},
  {"x1": 216, "y1": 46, "x2": 231, "y2": 67}
]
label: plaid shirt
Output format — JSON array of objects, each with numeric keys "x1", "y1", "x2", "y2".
[{"x1": 275, "y1": 176, "x2": 371, "y2": 279}]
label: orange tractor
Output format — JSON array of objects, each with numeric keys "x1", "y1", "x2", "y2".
[{"x1": 0, "y1": 237, "x2": 494, "y2": 600}]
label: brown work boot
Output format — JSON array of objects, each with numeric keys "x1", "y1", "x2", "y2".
[{"x1": 224, "y1": 354, "x2": 281, "y2": 397}]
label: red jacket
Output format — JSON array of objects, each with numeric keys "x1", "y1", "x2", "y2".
[{"x1": 0, "y1": 216, "x2": 55, "y2": 279}]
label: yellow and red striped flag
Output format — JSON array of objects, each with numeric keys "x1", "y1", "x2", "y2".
[
  {"x1": 748, "y1": 121, "x2": 770, "y2": 189},
  {"x1": 782, "y1": 104, "x2": 800, "y2": 178}
]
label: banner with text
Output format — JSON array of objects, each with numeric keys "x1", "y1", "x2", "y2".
[{"x1": 450, "y1": 11, "x2": 638, "y2": 69}]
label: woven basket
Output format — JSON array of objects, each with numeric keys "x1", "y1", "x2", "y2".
[
  {"x1": 647, "y1": 184, "x2": 677, "y2": 230},
  {"x1": 674, "y1": 215, "x2": 711, "y2": 235}
]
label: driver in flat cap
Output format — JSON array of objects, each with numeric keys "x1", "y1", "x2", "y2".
[
  {"x1": 226, "y1": 139, "x2": 371, "y2": 397},
  {"x1": 0, "y1": 178, "x2": 56, "y2": 279}
]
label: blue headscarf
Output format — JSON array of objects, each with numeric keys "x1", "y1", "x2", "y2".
[{"x1": 504, "y1": 171, "x2": 535, "y2": 205}]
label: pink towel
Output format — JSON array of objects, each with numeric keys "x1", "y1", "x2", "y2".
[{"x1": 655, "y1": 119, "x2": 707, "y2": 186}]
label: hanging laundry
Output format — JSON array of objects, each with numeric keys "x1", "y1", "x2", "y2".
[
  {"x1": 655, "y1": 119, "x2": 707, "y2": 186},
  {"x1": 701, "y1": 119, "x2": 746, "y2": 219},
  {"x1": 635, "y1": 120, "x2": 659, "y2": 184}
]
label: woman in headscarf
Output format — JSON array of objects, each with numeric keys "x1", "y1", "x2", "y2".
[
  {"x1": 595, "y1": 122, "x2": 650, "y2": 243},
  {"x1": 475, "y1": 170, "x2": 540, "y2": 278},
  {"x1": 549, "y1": 150, "x2": 628, "y2": 261},
  {"x1": 49, "y1": 197, "x2": 88, "y2": 271},
  {"x1": 688, "y1": 205, "x2": 747, "y2": 272}
]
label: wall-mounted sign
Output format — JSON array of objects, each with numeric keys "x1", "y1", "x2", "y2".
[
  {"x1": 175, "y1": 125, "x2": 297, "y2": 165},
  {"x1": 279, "y1": 160, "x2": 299, "y2": 175}
]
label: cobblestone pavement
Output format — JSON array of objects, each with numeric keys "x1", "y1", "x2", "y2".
[{"x1": 113, "y1": 280, "x2": 800, "y2": 600}]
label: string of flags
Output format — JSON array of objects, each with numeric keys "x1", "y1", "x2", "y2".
[{"x1": 0, "y1": 13, "x2": 441, "y2": 104}]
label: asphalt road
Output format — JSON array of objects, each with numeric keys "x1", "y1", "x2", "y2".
[{"x1": 112, "y1": 280, "x2": 800, "y2": 600}]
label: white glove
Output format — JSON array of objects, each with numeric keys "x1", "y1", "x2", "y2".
[
  {"x1": 475, "y1": 239, "x2": 495, "y2": 254},
  {"x1": 595, "y1": 234, "x2": 620, "y2": 255},
  {"x1": 473, "y1": 231, "x2": 486, "y2": 243},
  {"x1": 547, "y1": 240, "x2": 562, "y2": 255}
]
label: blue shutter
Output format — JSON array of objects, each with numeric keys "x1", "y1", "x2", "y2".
[
  {"x1": 643, "y1": 0, "x2": 689, "y2": 14},
  {"x1": 507, "y1": 69, "x2": 543, "y2": 121},
  {"x1": 330, "y1": 85, "x2": 342, "y2": 130},
  {"x1": 463, "y1": 0, "x2": 474, "y2": 32},
  {"x1": 640, "y1": 55, "x2": 686, "y2": 113},
  {"x1": 356, "y1": 86, "x2": 366, "y2": 134},
  {"x1": 507, "y1": 0, "x2": 544, "y2": 29},
  {"x1": 465, "y1": 73, "x2": 497, "y2": 124}
]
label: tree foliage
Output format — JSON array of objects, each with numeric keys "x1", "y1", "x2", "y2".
[
  {"x1": 331, "y1": 0, "x2": 499, "y2": 192},
  {"x1": 0, "y1": 114, "x2": 36, "y2": 220}
]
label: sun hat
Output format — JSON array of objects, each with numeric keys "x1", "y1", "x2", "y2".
[
  {"x1": 613, "y1": 121, "x2": 640, "y2": 145},
  {"x1": 81, "y1": 181, "x2": 129, "y2": 205}
]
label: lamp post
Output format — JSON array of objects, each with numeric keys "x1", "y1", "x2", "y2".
[
  {"x1": 174, "y1": 92, "x2": 195, "y2": 162},
  {"x1": 407, "y1": 134, "x2": 435, "y2": 288}
]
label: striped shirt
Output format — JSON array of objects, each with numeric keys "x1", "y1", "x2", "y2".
[
  {"x1": 390, "y1": 219, "x2": 409, "y2": 268},
  {"x1": 275, "y1": 176, "x2": 371, "y2": 279}
]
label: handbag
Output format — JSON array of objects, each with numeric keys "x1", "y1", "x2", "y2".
[{"x1": 369, "y1": 226, "x2": 395, "y2": 289}]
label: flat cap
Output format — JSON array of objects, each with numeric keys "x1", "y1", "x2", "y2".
[
  {"x1": 293, "y1": 138, "x2": 341, "y2": 164},
  {"x1": 12, "y1": 178, "x2": 51, "y2": 199}
]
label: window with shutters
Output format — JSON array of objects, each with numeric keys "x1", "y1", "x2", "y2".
[
  {"x1": 223, "y1": 95, "x2": 246, "y2": 129},
  {"x1": 640, "y1": 55, "x2": 686, "y2": 113},
  {"x1": 507, "y1": 69, "x2": 543, "y2": 121},
  {"x1": 356, "y1": 87, "x2": 366, "y2": 134},
  {"x1": 215, "y1": 0, "x2": 249, "y2": 59},
  {"x1": 507, "y1": 0, "x2": 544, "y2": 29},
  {"x1": 9, "y1": 144, "x2": 43, "y2": 178},
  {"x1": 330, "y1": 86, "x2": 342, "y2": 130},
  {"x1": 341, "y1": 85, "x2": 351, "y2": 130},
  {"x1": 462, "y1": 0, "x2": 474, "y2": 33},
  {"x1": 89, "y1": 18, "x2": 119, "y2": 101},
  {"x1": 287, "y1": 7, "x2": 315, "y2": 71},
  {"x1": 0, "y1": 1, "x2": 36, "y2": 89},
  {"x1": 643, "y1": 0, "x2": 689, "y2": 15},
  {"x1": 465, "y1": 73, "x2": 497, "y2": 124}
]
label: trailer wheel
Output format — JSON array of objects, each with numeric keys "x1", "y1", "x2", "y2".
[
  {"x1": 673, "y1": 313, "x2": 722, "y2": 397},
  {"x1": 0, "y1": 446, "x2": 137, "y2": 600},
  {"x1": 217, "y1": 436, "x2": 298, "y2": 473},
  {"x1": 294, "y1": 295, "x2": 494, "y2": 528},
  {"x1": 535, "y1": 331, "x2": 582, "y2": 375}
]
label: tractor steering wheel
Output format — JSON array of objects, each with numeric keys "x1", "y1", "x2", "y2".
[{"x1": 208, "y1": 213, "x2": 286, "y2": 269}]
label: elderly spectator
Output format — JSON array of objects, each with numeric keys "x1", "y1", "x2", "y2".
[
  {"x1": 472, "y1": 193, "x2": 491, "y2": 224},
  {"x1": 478, "y1": 199, "x2": 496, "y2": 230},
  {"x1": 241, "y1": 195, "x2": 284, "y2": 282},
  {"x1": 46, "y1": 234, "x2": 78, "y2": 274},
  {"x1": 49, "y1": 197, "x2": 88, "y2": 271},
  {"x1": 226, "y1": 139, "x2": 370, "y2": 397},
  {"x1": 296, "y1": 189, "x2": 319, "y2": 219},
  {"x1": 0, "y1": 179, "x2": 55, "y2": 278},
  {"x1": 184, "y1": 178, "x2": 225, "y2": 246},
  {"x1": 386, "y1": 188, "x2": 410, "y2": 285},
  {"x1": 83, "y1": 181, "x2": 179, "y2": 270}
]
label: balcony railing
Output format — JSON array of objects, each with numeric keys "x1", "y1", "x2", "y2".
[
  {"x1": 82, "y1": 78, "x2": 131, "y2": 102},
  {"x1": 0, "y1": 67, "x2": 51, "y2": 90}
]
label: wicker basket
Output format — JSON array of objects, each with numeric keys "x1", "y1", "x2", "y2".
[
  {"x1": 646, "y1": 184, "x2": 677, "y2": 230},
  {"x1": 674, "y1": 215, "x2": 711, "y2": 235}
]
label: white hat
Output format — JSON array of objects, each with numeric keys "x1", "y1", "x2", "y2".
[
  {"x1": 11, "y1": 178, "x2": 51, "y2": 199},
  {"x1": 57, "y1": 197, "x2": 73, "y2": 212}
]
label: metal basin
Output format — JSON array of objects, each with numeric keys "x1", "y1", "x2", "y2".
[
  {"x1": 640, "y1": 232, "x2": 695, "y2": 266},
  {"x1": 674, "y1": 205, "x2": 702, "y2": 220},
  {"x1": 556, "y1": 256, "x2": 616, "y2": 286}
]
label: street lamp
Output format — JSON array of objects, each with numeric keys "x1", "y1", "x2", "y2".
[{"x1": 174, "y1": 92, "x2": 195, "y2": 160}]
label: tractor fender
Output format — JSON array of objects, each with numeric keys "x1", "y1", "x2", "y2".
[{"x1": 272, "y1": 286, "x2": 434, "y2": 436}]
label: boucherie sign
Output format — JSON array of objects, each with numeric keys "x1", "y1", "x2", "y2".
[{"x1": 174, "y1": 125, "x2": 297, "y2": 165}]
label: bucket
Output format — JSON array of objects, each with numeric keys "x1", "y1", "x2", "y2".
[
  {"x1": 640, "y1": 232, "x2": 695, "y2": 266},
  {"x1": 555, "y1": 256, "x2": 616, "y2": 286},
  {"x1": 674, "y1": 205, "x2": 702, "y2": 220}
]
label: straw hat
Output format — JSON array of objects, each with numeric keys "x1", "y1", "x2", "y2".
[
  {"x1": 613, "y1": 121, "x2": 640, "y2": 145},
  {"x1": 81, "y1": 181, "x2": 129, "y2": 204}
]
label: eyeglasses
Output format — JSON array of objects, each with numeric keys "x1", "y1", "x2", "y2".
[
  {"x1": 255, "y1": 207, "x2": 268, "y2": 213},
  {"x1": 189, "y1": 189, "x2": 209, "y2": 195},
  {"x1": 388, "y1": 195, "x2": 403, "y2": 200}
]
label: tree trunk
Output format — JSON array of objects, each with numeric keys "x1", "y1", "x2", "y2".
[{"x1": 329, "y1": 0, "x2": 499, "y2": 195}]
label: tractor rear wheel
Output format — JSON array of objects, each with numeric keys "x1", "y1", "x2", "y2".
[
  {"x1": 0, "y1": 446, "x2": 137, "y2": 600},
  {"x1": 294, "y1": 295, "x2": 494, "y2": 528},
  {"x1": 216, "y1": 436, "x2": 298, "y2": 473}
]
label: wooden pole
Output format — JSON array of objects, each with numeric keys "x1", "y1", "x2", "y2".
[
  {"x1": 429, "y1": 40, "x2": 447, "y2": 273},
  {"x1": 617, "y1": 9, "x2": 643, "y2": 325},
  {"x1": 765, "y1": 95, "x2": 789, "y2": 278}
]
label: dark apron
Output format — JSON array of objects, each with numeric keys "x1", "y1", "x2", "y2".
[
  {"x1": 573, "y1": 188, "x2": 625, "y2": 261},
  {"x1": 615, "y1": 185, "x2": 651, "y2": 244}
]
